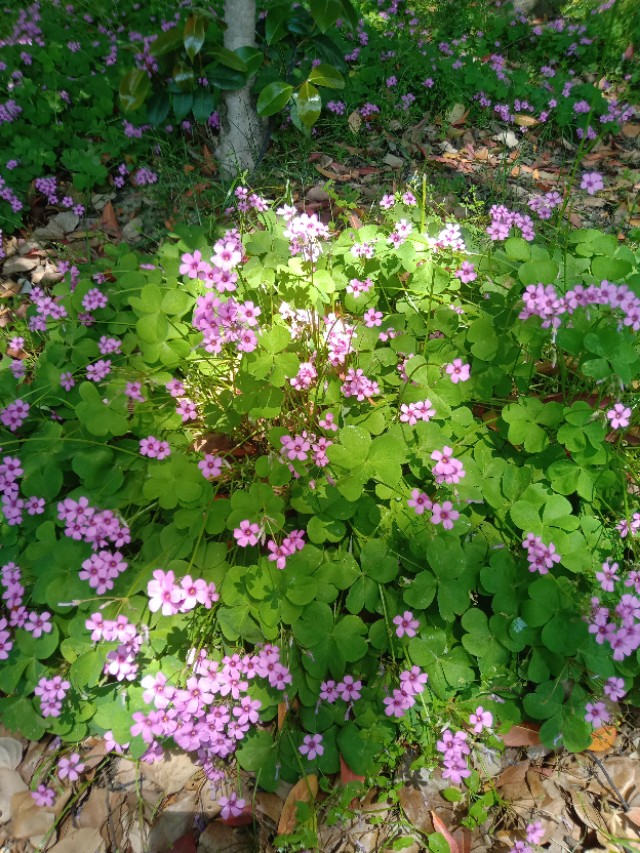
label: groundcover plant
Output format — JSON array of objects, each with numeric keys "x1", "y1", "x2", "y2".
[{"x1": 1, "y1": 170, "x2": 639, "y2": 846}]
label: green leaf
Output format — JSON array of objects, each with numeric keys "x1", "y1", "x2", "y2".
[
  {"x1": 337, "y1": 0, "x2": 359, "y2": 29},
  {"x1": 172, "y1": 62, "x2": 195, "y2": 92},
  {"x1": 294, "y1": 81, "x2": 322, "y2": 128},
  {"x1": 523, "y1": 680, "x2": 563, "y2": 720},
  {"x1": 172, "y1": 91, "x2": 194, "y2": 121},
  {"x1": 591, "y1": 256, "x2": 632, "y2": 281},
  {"x1": 360, "y1": 539, "x2": 398, "y2": 583},
  {"x1": 147, "y1": 91, "x2": 171, "y2": 126},
  {"x1": 209, "y1": 46, "x2": 248, "y2": 72},
  {"x1": 337, "y1": 722, "x2": 383, "y2": 776},
  {"x1": 429, "y1": 834, "x2": 453, "y2": 853},
  {"x1": 260, "y1": 325, "x2": 291, "y2": 353},
  {"x1": 237, "y1": 730, "x2": 279, "y2": 791},
  {"x1": 518, "y1": 259, "x2": 558, "y2": 286},
  {"x1": 257, "y1": 81, "x2": 294, "y2": 117},
  {"x1": 561, "y1": 713, "x2": 592, "y2": 753},
  {"x1": 184, "y1": 15, "x2": 206, "y2": 61},
  {"x1": 137, "y1": 312, "x2": 169, "y2": 343},
  {"x1": 149, "y1": 27, "x2": 184, "y2": 57},
  {"x1": 235, "y1": 46, "x2": 263, "y2": 77},
  {"x1": 308, "y1": 63, "x2": 345, "y2": 89},
  {"x1": 404, "y1": 571, "x2": 437, "y2": 609},
  {"x1": 207, "y1": 66, "x2": 248, "y2": 90},
  {"x1": 70, "y1": 649, "x2": 104, "y2": 692},
  {"x1": 504, "y1": 237, "x2": 531, "y2": 261},
  {"x1": 192, "y1": 89, "x2": 215, "y2": 122},
  {"x1": 119, "y1": 69, "x2": 150, "y2": 113},
  {"x1": 310, "y1": 0, "x2": 342, "y2": 31},
  {"x1": 265, "y1": 5, "x2": 289, "y2": 44}
]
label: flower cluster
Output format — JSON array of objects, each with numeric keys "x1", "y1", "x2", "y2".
[
  {"x1": 528, "y1": 190, "x2": 563, "y2": 219},
  {"x1": 588, "y1": 590, "x2": 640, "y2": 661},
  {"x1": 319, "y1": 674, "x2": 362, "y2": 705},
  {"x1": 57, "y1": 497, "x2": 130, "y2": 550},
  {"x1": 437, "y1": 729, "x2": 471, "y2": 785},
  {"x1": 522, "y1": 534, "x2": 561, "y2": 574},
  {"x1": 341, "y1": 367, "x2": 380, "y2": 401},
  {"x1": 0, "y1": 399, "x2": 29, "y2": 432},
  {"x1": 139, "y1": 436, "x2": 171, "y2": 459},
  {"x1": 383, "y1": 665, "x2": 428, "y2": 718},
  {"x1": 147, "y1": 569, "x2": 219, "y2": 616},
  {"x1": 132, "y1": 645, "x2": 291, "y2": 780},
  {"x1": 34, "y1": 675, "x2": 70, "y2": 718},
  {"x1": 487, "y1": 204, "x2": 535, "y2": 241},
  {"x1": 519, "y1": 280, "x2": 640, "y2": 334},
  {"x1": 79, "y1": 550, "x2": 128, "y2": 594},
  {"x1": 280, "y1": 433, "x2": 332, "y2": 469},
  {"x1": 431, "y1": 447, "x2": 466, "y2": 485},
  {"x1": 399, "y1": 399, "x2": 436, "y2": 425},
  {"x1": 280, "y1": 210, "x2": 331, "y2": 264},
  {"x1": 85, "y1": 612, "x2": 144, "y2": 682},
  {"x1": 407, "y1": 490, "x2": 461, "y2": 530},
  {"x1": 193, "y1": 293, "x2": 261, "y2": 355}
]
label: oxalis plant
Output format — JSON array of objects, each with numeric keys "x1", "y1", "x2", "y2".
[{"x1": 0, "y1": 174, "x2": 639, "y2": 847}]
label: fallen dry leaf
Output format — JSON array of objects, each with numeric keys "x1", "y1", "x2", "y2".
[
  {"x1": 48, "y1": 827, "x2": 105, "y2": 853},
  {"x1": 431, "y1": 811, "x2": 460, "y2": 853},
  {"x1": 347, "y1": 109, "x2": 362, "y2": 134},
  {"x1": 0, "y1": 738, "x2": 23, "y2": 771},
  {"x1": 588, "y1": 726, "x2": 617, "y2": 753},
  {"x1": 624, "y1": 806, "x2": 640, "y2": 827},
  {"x1": 100, "y1": 201, "x2": 120, "y2": 237},
  {"x1": 277, "y1": 775, "x2": 318, "y2": 836},
  {"x1": 514, "y1": 114, "x2": 540, "y2": 128},
  {"x1": 500, "y1": 723, "x2": 541, "y2": 747}
]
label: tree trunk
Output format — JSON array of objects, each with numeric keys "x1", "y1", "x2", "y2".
[{"x1": 216, "y1": 0, "x2": 266, "y2": 178}]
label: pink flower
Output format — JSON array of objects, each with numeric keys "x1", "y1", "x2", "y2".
[
  {"x1": 337, "y1": 675, "x2": 362, "y2": 702},
  {"x1": 124, "y1": 382, "x2": 145, "y2": 402},
  {"x1": 363, "y1": 308, "x2": 383, "y2": 327},
  {"x1": 179, "y1": 250, "x2": 208, "y2": 279},
  {"x1": 60, "y1": 372, "x2": 75, "y2": 391},
  {"x1": 233, "y1": 520, "x2": 261, "y2": 548},
  {"x1": 469, "y1": 706, "x2": 493, "y2": 733},
  {"x1": 407, "y1": 489, "x2": 432, "y2": 515},
  {"x1": 31, "y1": 784, "x2": 55, "y2": 807},
  {"x1": 218, "y1": 792, "x2": 245, "y2": 820},
  {"x1": 147, "y1": 569, "x2": 185, "y2": 616},
  {"x1": 445, "y1": 358, "x2": 471, "y2": 383},
  {"x1": 198, "y1": 454, "x2": 223, "y2": 479},
  {"x1": 280, "y1": 434, "x2": 310, "y2": 461},
  {"x1": 603, "y1": 677, "x2": 626, "y2": 702},
  {"x1": 299, "y1": 733, "x2": 324, "y2": 760},
  {"x1": 526, "y1": 822, "x2": 545, "y2": 845},
  {"x1": 24, "y1": 611, "x2": 52, "y2": 638},
  {"x1": 430, "y1": 501, "x2": 459, "y2": 530},
  {"x1": 454, "y1": 261, "x2": 477, "y2": 283},
  {"x1": 607, "y1": 403, "x2": 631, "y2": 429},
  {"x1": 139, "y1": 436, "x2": 171, "y2": 460},
  {"x1": 584, "y1": 701, "x2": 610, "y2": 728},
  {"x1": 580, "y1": 171, "x2": 604, "y2": 195},
  {"x1": 57, "y1": 752, "x2": 85, "y2": 783},
  {"x1": 393, "y1": 611, "x2": 419, "y2": 638}
]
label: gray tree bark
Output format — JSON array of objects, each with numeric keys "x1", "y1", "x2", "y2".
[{"x1": 216, "y1": 0, "x2": 266, "y2": 178}]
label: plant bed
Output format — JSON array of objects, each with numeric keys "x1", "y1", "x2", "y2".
[{"x1": 1, "y1": 175, "x2": 639, "y2": 850}]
